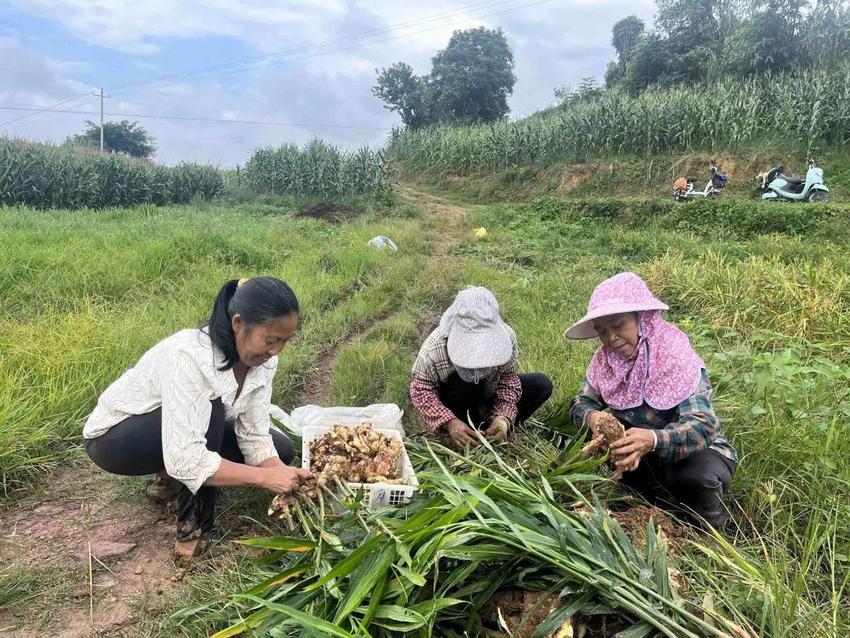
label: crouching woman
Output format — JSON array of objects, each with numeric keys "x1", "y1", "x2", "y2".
[
  {"x1": 409, "y1": 286, "x2": 553, "y2": 449},
  {"x1": 83, "y1": 277, "x2": 311, "y2": 554},
  {"x1": 565, "y1": 272, "x2": 737, "y2": 528}
]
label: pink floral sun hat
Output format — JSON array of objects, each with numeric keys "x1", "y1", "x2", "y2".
[
  {"x1": 566, "y1": 272, "x2": 704, "y2": 410},
  {"x1": 564, "y1": 272, "x2": 668, "y2": 340}
]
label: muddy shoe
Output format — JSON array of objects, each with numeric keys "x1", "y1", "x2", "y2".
[
  {"x1": 174, "y1": 536, "x2": 204, "y2": 560},
  {"x1": 146, "y1": 471, "x2": 182, "y2": 503}
]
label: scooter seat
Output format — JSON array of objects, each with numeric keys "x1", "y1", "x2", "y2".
[{"x1": 779, "y1": 174, "x2": 805, "y2": 185}]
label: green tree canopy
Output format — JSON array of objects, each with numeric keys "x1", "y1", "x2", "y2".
[
  {"x1": 373, "y1": 27, "x2": 515, "y2": 128},
  {"x1": 372, "y1": 63, "x2": 431, "y2": 129},
  {"x1": 611, "y1": 15, "x2": 645, "y2": 66},
  {"x1": 67, "y1": 120, "x2": 156, "y2": 159}
]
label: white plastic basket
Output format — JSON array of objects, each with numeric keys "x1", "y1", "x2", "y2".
[{"x1": 301, "y1": 424, "x2": 419, "y2": 508}]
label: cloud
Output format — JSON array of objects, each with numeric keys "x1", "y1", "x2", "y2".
[
  {"x1": 0, "y1": 36, "x2": 89, "y2": 102},
  {"x1": 3, "y1": 1, "x2": 658, "y2": 164},
  {"x1": 5, "y1": 0, "x2": 344, "y2": 54}
]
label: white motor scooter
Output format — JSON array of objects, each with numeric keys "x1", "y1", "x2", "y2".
[
  {"x1": 760, "y1": 159, "x2": 829, "y2": 202},
  {"x1": 673, "y1": 164, "x2": 728, "y2": 201}
]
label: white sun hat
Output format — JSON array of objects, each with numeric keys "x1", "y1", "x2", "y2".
[{"x1": 442, "y1": 287, "x2": 512, "y2": 369}]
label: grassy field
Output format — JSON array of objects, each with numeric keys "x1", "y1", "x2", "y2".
[{"x1": 2, "y1": 185, "x2": 849, "y2": 636}]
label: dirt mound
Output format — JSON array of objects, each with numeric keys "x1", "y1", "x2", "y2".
[
  {"x1": 297, "y1": 202, "x2": 360, "y2": 223},
  {"x1": 611, "y1": 504, "x2": 686, "y2": 557},
  {"x1": 481, "y1": 589, "x2": 560, "y2": 638}
]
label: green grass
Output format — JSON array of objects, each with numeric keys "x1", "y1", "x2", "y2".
[
  {"x1": 0, "y1": 200, "x2": 430, "y2": 489},
  {"x1": 3, "y1": 185, "x2": 850, "y2": 635}
]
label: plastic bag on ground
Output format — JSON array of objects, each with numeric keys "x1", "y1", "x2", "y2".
[
  {"x1": 367, "y1": 235, "x2": 398, "y2": 251},
  {"x1": 270, "y1": 403, "x2": 404, "y2": 437}
]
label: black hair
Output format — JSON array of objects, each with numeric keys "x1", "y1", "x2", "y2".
[{"x1": 206, "y1": 277, "x2": 299, "y2": 371}]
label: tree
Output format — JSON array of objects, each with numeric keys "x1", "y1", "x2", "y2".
[
  {"x1": 656, "y1": 0, "x2": 721, "y2": 50},
  {"x1": 372, "y1": 63, "x2": 431, "y2": 129},
  {"x1": 373, "y1": 27, "x2": 515, "y2": 127},
  {"x1": 67, "y1": 120, "x2": 156, "y2": 159},
  {"x1": 555, "y1": 77, "x2": 604, "y2": 106},
  {"x1": 611, "y1": 16, "x2": 645, "y2": 66},
  {"x1": 654, "y1": 0, "x2": 724, "y2": 83},
  {"x1": 801, "y1": 0, "x2": 850, "y2": 66},
  {"x1": 622, "y1": 33, "x2": 673, "y2": 93},
  {"x1": 722, "y1": 0, "x2": 806, "y2": 76},
  {"x1": 429, "y1": 27, "x2": 516, "y2": 124}
]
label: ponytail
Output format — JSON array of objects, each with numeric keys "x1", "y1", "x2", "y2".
[{"x1": 205, "y1": 277, "x2": 299, "y2": 370}]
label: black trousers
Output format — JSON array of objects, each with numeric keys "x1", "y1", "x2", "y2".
[
  {"x1": 437, "y1": 372, "x2": 553, "y2": 428},
  {"x1": 85, "y1": 398, "x2": 295, "y2": 539},
  {"x1": 619, "y1": 446, "x2": 736, "y2": 528}
]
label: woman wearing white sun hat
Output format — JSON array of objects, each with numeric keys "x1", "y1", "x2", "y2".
[
  {"x1": 410, "y1": 287, "x2": 553, "y2": 449},
  {"x1": 566, "y1": 272, "x2": 737, "y2": 528}
]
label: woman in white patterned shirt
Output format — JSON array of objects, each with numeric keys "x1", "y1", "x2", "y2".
[{"x1": 84, "y1": 277, "x2": 311, "y2": 555}]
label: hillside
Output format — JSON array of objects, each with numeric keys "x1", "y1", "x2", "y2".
[{"x1": 387, "y1": 66, "x2": 850, "y2": 204}]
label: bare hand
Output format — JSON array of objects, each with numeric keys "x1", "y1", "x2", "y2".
[
  {"x1": 484, "y1": 415, "x2": 510, "y2": 443},
  {"x1": 609, "y1": 428, "x2": 655, "y2": 473},
  {"x1": 446, "y1": 418, "x2": 479, "y2": 449},
  {"x1": 261, "y1": 465, "x2": 313, "y2": 494}
]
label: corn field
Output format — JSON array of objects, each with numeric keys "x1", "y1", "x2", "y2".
[
  {"x1": 388, "y1": 65, "x2": 850, "y2": 174},
  {"x1": 0, "y1": 137, "x2": 224, "y2": 209},
  {"x1": 243, "y1": 139, "x2": 390, "y2": 198}
]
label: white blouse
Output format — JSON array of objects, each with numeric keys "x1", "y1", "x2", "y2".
[{"x1": 84, "y1": 328, "x2": 280, "y2": 493}]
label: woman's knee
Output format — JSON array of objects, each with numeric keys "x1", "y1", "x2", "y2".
[
  {"x1": 521, "y1": 373, "x2": 554, "y2": 401},
  {"x1": 271, "y1": 429, "x2": 296, "y2": 464},
  {"x1": 666, "y1": 453, "x2": 729, "y2": 497}
]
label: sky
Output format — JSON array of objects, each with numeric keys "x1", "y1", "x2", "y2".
[{"x1": 0, "y1": 0, "x2": 655, "y2": 167}]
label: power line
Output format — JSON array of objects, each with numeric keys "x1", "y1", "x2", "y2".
[
  {"x1": 106, "y1": 0, "x2": 523, "y2": 95},
  {"x1": 109, "y1": 0, "x2": 556, "y2": 97},
  {"x1": 0, "y1": 93, "x2": 93, "y2": 128},
  {"x1": 1, "y1": 0, "x2": 522, "y2": 131},
  {"x1": 0, "y1": 106, "x2": 393, "y2": 131}
]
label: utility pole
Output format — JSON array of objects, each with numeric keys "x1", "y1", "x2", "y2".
[{"x1": 92, "y1": 88, "x2": 110, "y2": 151}]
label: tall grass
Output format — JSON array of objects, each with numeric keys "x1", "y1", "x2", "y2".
[
  {"x1": 243, "y1": 139, "x2": 390, "y2": 199},
  {"x1": 388, "y1": 65, "x2": 850, "y2": 174},
  {"x1": 647, "y1": 250, "x2": 850, "y2": 350},
  {"x1": 0, "y1": 203, "x2": 430, "y2": 489},
  {"x1": 0, "y1": 137, "x2": 223, "y2": 209}
]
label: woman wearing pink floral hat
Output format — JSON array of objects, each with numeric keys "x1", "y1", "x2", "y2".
[{"x1": 566, "y1": 272, "x2": 736, "y2": 528}]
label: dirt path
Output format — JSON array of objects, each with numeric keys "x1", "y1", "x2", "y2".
[
  {"x1": 0, "y1": 463, "x2": 184, "y2": 636},
  {"x1": 394, "y1": 183, "x2": 478, "y2": 255},
  {"x1": 296, "y1": 184, "x2": 475, "y2": 407}
]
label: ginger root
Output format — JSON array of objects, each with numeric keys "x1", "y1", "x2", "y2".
[{"x1": 581, "y1": 413, "x2": 626, "y2": 458}]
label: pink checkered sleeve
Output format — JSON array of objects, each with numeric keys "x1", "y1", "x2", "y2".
[
  {"x1": 409, "y1": 377, "x2": 456, "y2": 433},
  {"x1": 493, "y1": 371, "x2": 521, "y2": 424}
]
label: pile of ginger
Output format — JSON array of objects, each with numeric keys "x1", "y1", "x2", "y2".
[{"x1": 269, "y1": 423, "x2": 405, "y2": 522}]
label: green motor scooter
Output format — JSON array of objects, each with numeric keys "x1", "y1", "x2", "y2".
[{"x1": 760, "y1": 159, "x2": 829, "y2": 202}]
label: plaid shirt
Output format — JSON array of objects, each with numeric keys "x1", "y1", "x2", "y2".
[
  {"x1": 410, "y1": 325, "x2": 521, "y2": 432},
  {"x1": 569, "y1": 369, "x2": 736, "y2": 463}
]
